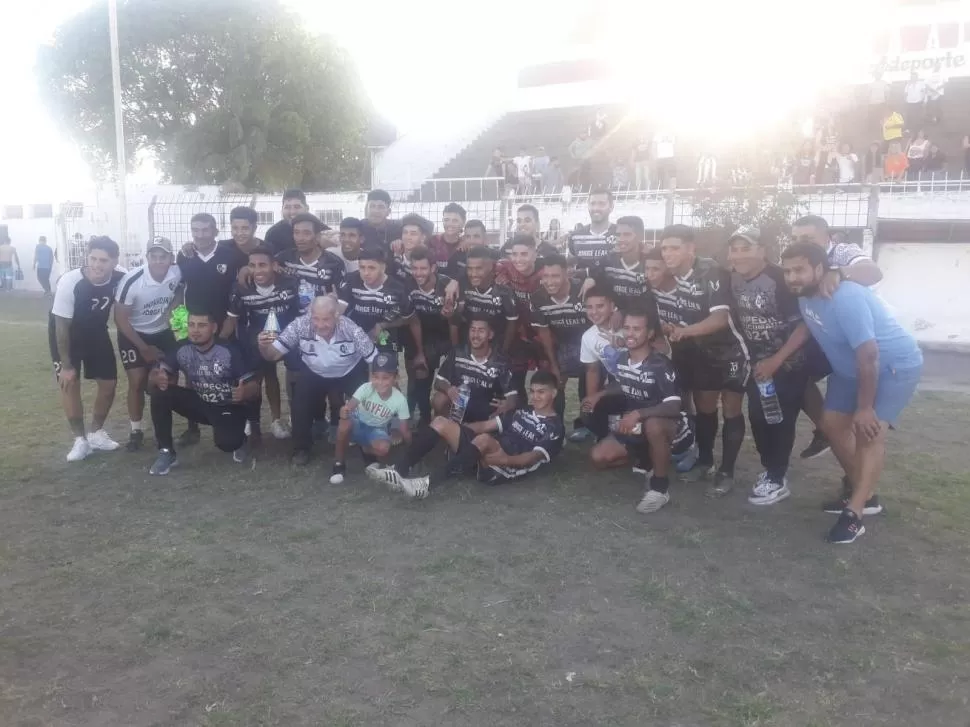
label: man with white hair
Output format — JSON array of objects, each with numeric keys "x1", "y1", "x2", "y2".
[{"x1": 258, "y1": 296, "x2": 377, "y2": 465}]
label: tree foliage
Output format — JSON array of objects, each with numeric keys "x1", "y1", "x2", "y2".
[
  {"x1": 690, "y1": 183, "x2": 807, "y2": 252},
  {"x1": 37, "y1": 0, "x2": 374, "y2": 190}
]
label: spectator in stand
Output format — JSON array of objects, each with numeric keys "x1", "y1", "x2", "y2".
[
  {"x1": 924, "y1": 144, "x2": 947, "y2": 178},
  {"x1": 486, "y1": 148, "x2": 504, "y2": 178},
  {"x1": 590, "y1": 110, "x2": 608, "y2": 139},
  {"x1": 793, "y1": 139, "x2": 817, "y2": 185},
  {"x1": 653, "y1": 132, "x2": 677, "y2": 188},
  {"x1": 868, "y1": 70, "x2": 889, "y2": 129},
  {"x1": 545, "y1": 218, "x2": 562, "y2": 243},
  {"x1": 542, "y1": 156, "x2": 563, "y2": 192},
  {"x1": 632, "y1": 136, "x2": 651, "y2": 188},
  {"x1": 884, "y1": 141, "x2": 909, "y2": 182},
  {"x1": 904, "y1": 72, "x2": 926, "y2": 124},
  {"x1": 863, "y1": 142, "x2": 884, "y2": 184},
  {"x1": 906, "y1": 129, "x2": 930, "y2": 180},
  {"x1": 697, "y1": 152, "x2": 717, "y2": 186},
  {"x1": 925, "y1": 72, "x2": 946, "y2": 124},
  {"x1": 834, "y1": 142, "x2": 859, "y2": 184},
  {"x1": 513, "y1": 147, "x2": 533, "y2": 194},
  {"x1": 882, "y1": 109, "x2": 905, "y2": 151},
  {"x1": 569, "y1": 130, "x2": 595, "y2": 187},
  {"x1": 532, "y1": 146, "x2": 550, "y2": 190}
]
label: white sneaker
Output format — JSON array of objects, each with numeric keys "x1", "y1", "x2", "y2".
[
  {"x1": 748, "y1": 474, "x2": 791, "y2": 506},
  {"x1": 87, "y1": 429, "x2": 120, "y2": 451},
  {"x1": 270, "y1": 419, "x2": 291, "y2": 439},
  {"x1": 365, "y1": 463, "x2": 404, "y2": 492},
  {"x1": 66, "y1": 436, "x2": 92, "y2": 462},
  {"x1": 636, "y1": 489, "x2": 670, "y2": 514},
  {"x1": 400, "y1": 475, "x2": 430, "y2": 499},
  {"x1": 244, "y1": 421, "x2": 252, "y2": 436}
]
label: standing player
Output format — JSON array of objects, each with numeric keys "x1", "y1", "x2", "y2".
[
  {"x1": 404, "y1": 247, "x2": 456, "y2": 425},
  {"x1": 264, "y1": 189, "x2": 310, "y2": 255},
  {"x1": 224, "y1": 206, "x2": 262, "y2": 256},
  {"x1": 49, "y1": 236, "x2": 126, "y2": 461},
  {"x1": 504, "y1": 204, "x2": 559, "y2": 258},
  {"x1": 530, "y1": 254, "x2": 590, "y2": 438},
  {"x1": 496, "y1": 234, "x2": 544, "y2": 400},
  {"x1": 659, "y1": 224, "x2": 749, "y2": 497},
  {"x1": 276, "y1": 212, "x2": 345, "y2": 313},
  {"x1": 456, "y1": 245, "x2": 519, "y2": 352},
  {"x1": 585, "y1": 307, "x2": 683, "y2": 513},
  {"x1": 147, "y1": 311, "x2": 259, "y2": 475},
  {"x1": 568, "y1": 188, "x2": 617, "y2": 276},
  {"x1": 114, "y1": 237, "x2": 182, "y2": 451},
  {"x1": 728, "y1": 229, "x2": 811, "y2": 505},
  {"x1": 223, "y1": 246, "x2": 301, "y2": 443},
  {"x1": 395, "y1": 213, "x2": 433, "y2": 279},
  {"x1": 335, "y1": 217, "x2": 364, "y2": 273},
  {"x1": 429, "y1": 202, "x2": 468, "y2": 280},
  {"x1": 790, "y1": 215, "x2": 884, "y2": 460},
  {"x1": 373, "y1": 371, "x2": 564, "y2": 498},
  {"x1": 463, "y1": 219, "x2": 489, "y2": 249},
  {"x1": 361, "y1": 189, "x2": 403, "y2": 252}
]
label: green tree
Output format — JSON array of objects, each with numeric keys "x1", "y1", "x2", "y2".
[
  {"x1": 37, "y1": 0, "x2": 373, "y2": 190},
  {"x1": 689, "y1": 183, "x2": 807, "y2": 254}
]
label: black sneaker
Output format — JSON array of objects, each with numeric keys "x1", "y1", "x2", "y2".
[
  {"x1": 126, "y1": 430, "x2": 144, "y2": 452},
  {"x1": 799, "y1": 429, "x2": 831, "y2": 459},
  {"x1": 290, "y1": 449, "x2": 310, "y2": 467},
  {"x1": 149, "y1": 448, "x2": 178, "y2": 476},
  {"x1": 827, "y1": 508, "x2": 866, "y2": 544},
  {"x1": 329, "y1": 462, "x2": 346, "y2": 485},
  {"x1": 822, "y1": 494, "x2": 885, "y2": 516},
  {"x1": 176, "y1": 426, "x2": 201, "y2": 447}
]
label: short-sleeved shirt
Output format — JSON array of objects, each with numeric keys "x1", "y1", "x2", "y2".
[
  {"x1": 428, "y1": 235, "x2": 467, "y2": 280},
  {"x1": 352, "y1": 383, "x2": 410, "y2": 429},
  {"x1": 361, "y1": 220, "x2": 403, "y2": 253},
  {"x1": 275, "y1": 249, "x2": 345, "y2": 312},
  {"x1": 177, "y1": 242, "x2": 248, "y2": 321},
  {"x1": 406, "y1": 274, "x2": 454, "y2": 349},
  {"x1": 588, "y1": 253, "x2": 662, "y2": 317},
  {"x1": 614, "y1": 350, "x2": 682, "y2": 411},
  {"x1": 272, "y1": 313, "x2": 378, "y2": 379},
  {"x1": 35, "y1": 244, "x2": 54, "y2": 269},
  {"x1": 227, "y1": 276, "x2": 301, "y2": 348},
  {"x1": 435, "y1": 345, "x2": 514, "y2": 411},
  {"x1": 569, "y1": 223, "x2": 617, "y2": 271},
  {"x1": 529, "y1": 280, "x2": 589, "y2": 373},
  {"x1": 730, "y1": 263, "x2": 804, "y2": 365},
  {"x1": 337, "y1": 272, "x2": 413, "y2": 349},
  {"x1": 670, "y1": 257, "x2": 745, "y2": 357},
  {"x1": 50, "y1": 268, "x2": 126, "y2": 337},
  {"x1": 488, "y1": 407, "x2": 565, "y2": 480},
  {"x1": 799, "y1": 282, "x2": 922, "y2": 379},
  {"x1": 458, "y1": 281, "x2": 519, "y2": 341},
  {"x1": 580, "y1": 324, "x2": 624, "y2": 376},
  {"x1": 161, "y1": 339, "x2": 255, "y2": 405},
  {"x1": 116, "y1": 264, "x2": 182, "y2": 334},
  {"x1": 264, "y1": 220, "x2": 295, "y2": 255}
]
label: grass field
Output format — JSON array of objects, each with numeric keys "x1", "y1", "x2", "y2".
[{"x1": 1, "y1": 292, "x2": 969, "y2": 727}]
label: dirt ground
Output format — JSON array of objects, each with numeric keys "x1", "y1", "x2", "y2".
[{"x1": 1, "y1": 293, "x2": 968, "y2": 727}]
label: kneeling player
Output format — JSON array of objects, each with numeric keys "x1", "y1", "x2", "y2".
[
  {"x1": 585, "y1": 308, "x2": 683, "y2": 514},
  {"x1": 368, "y1": 371, "x2": 564, "y2": 498}
]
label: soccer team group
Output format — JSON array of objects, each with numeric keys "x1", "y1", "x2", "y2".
[{"x1": 46, "y1": 188, "x2": 923, "y2": 544}]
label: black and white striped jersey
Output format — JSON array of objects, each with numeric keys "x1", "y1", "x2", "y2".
[
  {"x1": 337, "y1": 271, "x2": 414, "y2": 340},
  {"x1": 614, "y1": 350, "x2": 682, "y2": 410},
  {"x1": 568, "y1": 223, "x2": 617, "y2": 271}
]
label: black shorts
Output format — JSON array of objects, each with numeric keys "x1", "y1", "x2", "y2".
[
  {"x1": 117, "y1": 329, "x2": 178, "y2": 370},
  {"x1": 49, "y1": 323, "x2": 116, "y2": 381},
  {"x1": 672, "y1": 345, "x2": 748, "y2": 394}
]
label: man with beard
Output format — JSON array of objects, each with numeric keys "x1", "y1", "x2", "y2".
[
  {"x1": 569, "y1": 188, "x2": 617, "y2": 277},
  {"x1": 456, "y1": 245, "x2": 519, "y2": 352}
]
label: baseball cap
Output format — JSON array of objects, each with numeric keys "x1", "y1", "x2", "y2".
[
  {"x1": 728, "y1": 227, "x2": 762, "y2": 246},
  {"x1": 147, "y1": 236, "x2": 174, "y2": 254},
  {"x1": 371, "y1": 353, "x2": 398, "y2": 374}
]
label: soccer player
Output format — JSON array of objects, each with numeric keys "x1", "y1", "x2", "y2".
[
  {"x1": 496, "y1": 234, "x2": 544, "y2": 399},
  {"x1": 781, "y1": 242, "x2": 922, "y2": 543},
  {"x1": 568, "y1": 188, "x2": 617, "y2": 275},
  {"x1": 331, "y1": 353, "x2": 412, "y2": 484},
  {"x1": 395, "y1": 213, "x2": 434, "y2": 281},
  {"x1": 225, "y1": 206, "x2": 262, "y2": 255},
  {"x1": 264, "y1": 189, "x2": 310, "y2": 255},
  {"x1": 361, "y1": 189, "x2": 403, "y2": 252},
  {"x1": 429, "y1": 202, "x2": 468, "y2": 280},
  {"x1": 791, "y1": 215, "x2": 884, "y2": 460},
  {"x1": 433, "y1": 315, "x2": 516, "y2": 422},
  {"x1": 585, "y1": 307, "x2": 683, "y2": 514},
  {"x1": 258, "y1": 296, "x2": 378, "y2": 465},
  {"x1": 456, "y1": 245, "x2": 519, "y2": 352},
  {"x1": 404, "y1": 247, "x2": 456, "y2": 425},
  {"x1": 371, "y1": 370, "x2": 564, "y2": 499},
  {"x1": 503, "y1": 204, "x2": 559, "y2": 257},
  {"x1": 659, "y1": 224, "x2": 749, "y2": 497},
  {"x1": 336, "y1": 217, "x2": 364, "y2": 273},
  {"x1": 114, "y1": 237, "x2": 182, "y2": 451},
  {"x1": 530, "y1": 253, "x2": 590, "y2": 438},
  {"x1": 275, "y1": 212, "x2": 345, "y2": 313},
  {"x1": 223, "y1": 246, "x2": 301, "y2": 443},
  {"x1": 728, "y1": 229, "x2": 811, "y2": 505},
  {"x1": 147, "y1": 311, "x2": 259, "y2": 475},
  {"x1": 463, "y1": 219, "x2": 489, "y2": 249},
  {"x1": 49, "y1": 236, "x2": 126, "y2": 461},
  {"x1": 337, "y1": 248, "x2": 422, "y2": 361}
]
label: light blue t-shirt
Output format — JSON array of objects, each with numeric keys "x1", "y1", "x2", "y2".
[
  {"x1": 35, "y1": 243, "x2": 54, "y2": 269},
  {"x1": 799, "y1": 282, "x2": 922, "y2": 379}
]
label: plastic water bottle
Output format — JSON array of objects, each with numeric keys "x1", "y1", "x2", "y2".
[
  {"x1": 263, "y1": 309, "x2": 280, "y2": 334},
  {"x1": 757, "y1": 378, "x2": 784, "y2": 425},
  {"x1": 298, "y1": 279, "x2": 314, "y2": 310},
  {"x1": 450, "y1": 379, "x2": 471, "y2": 423}
]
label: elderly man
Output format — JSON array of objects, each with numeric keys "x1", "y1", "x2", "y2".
[{"x1": 258, "y1": 296, "x2": 377, "y2": 465}]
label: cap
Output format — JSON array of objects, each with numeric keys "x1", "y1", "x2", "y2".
[
  {"x1": 147, "y1": 236, "x2": 174, "y2": 254},
  {"x1": 371, "y1": 353, "x2": 398, "y2": 374},
  {"x1": 728, "y1": 227, "x2": 762, "y2": 246}
]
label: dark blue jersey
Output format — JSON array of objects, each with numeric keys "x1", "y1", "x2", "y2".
[{"x1": 161, "y1": 340, "x2": 255, "y2": 405}]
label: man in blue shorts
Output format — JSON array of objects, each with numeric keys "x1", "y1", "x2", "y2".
[{"x1": 781, "y1": 242, "x2": 922, "y2": 544}]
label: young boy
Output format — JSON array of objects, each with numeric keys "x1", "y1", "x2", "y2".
[
  {"x1": 369, "y1": 371, "x2": 565, "y2": 499},
  {"x1": 330, "y1": 353, "x2": 412, "y2": 484}
]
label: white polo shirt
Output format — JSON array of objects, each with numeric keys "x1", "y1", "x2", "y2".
[{"x1": 272, "y1": 313, "x2": 376, "y2": 378}]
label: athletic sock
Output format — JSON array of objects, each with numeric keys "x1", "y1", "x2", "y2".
[
  {"x1": 695, "y1": 411, "x2": 718, "y2": 466},
  {"x1": 720, "y1": 415, "x2": 745, "y2": 477},
  {"x1": 397, "y1": 426, "x2": 441, "y2": 471},
  {"x1": 649, "y1": 475, "x2": 670, "y2": 494},
  {"x1": 453, "y1": 435, "x2": 482, "y2": 474},
  {"x1": 130, "y1": 420, "x2": 143, "y2": 432}
]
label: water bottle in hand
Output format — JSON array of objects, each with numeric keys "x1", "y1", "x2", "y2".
[
  {"x1": 757, "y1": 378, "x2": 784, "y2": 425},
  {"x1": 450, "y1": 379, "x2": 471, "y2": 423}
]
